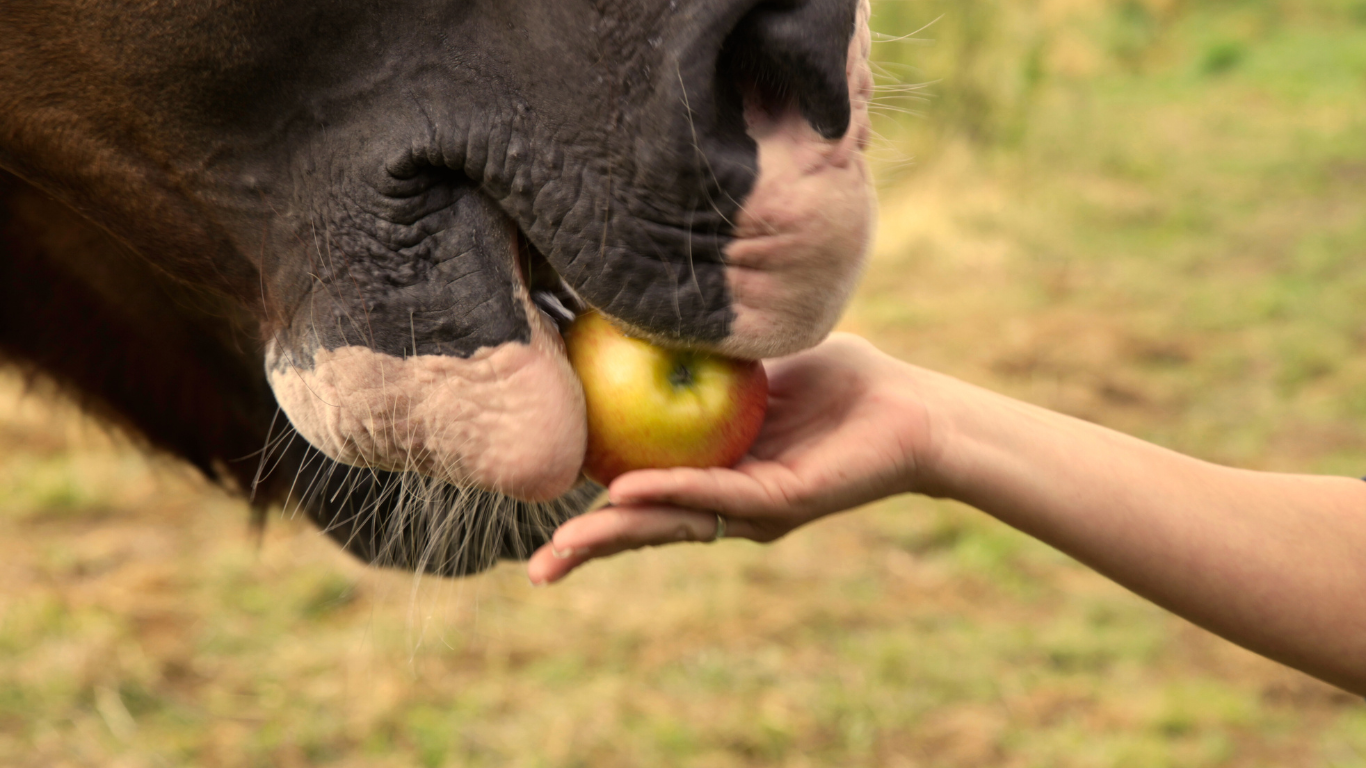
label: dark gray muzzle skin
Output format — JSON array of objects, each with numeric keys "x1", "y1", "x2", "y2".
[{"x1": 0, "y1": 0, "x2": 858, "y2": 575}]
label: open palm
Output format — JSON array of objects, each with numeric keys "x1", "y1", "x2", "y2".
[{"x1": 528, "y1": 334, "x2": 934, "y2": 584}]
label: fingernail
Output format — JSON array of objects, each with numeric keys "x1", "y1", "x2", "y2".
[
  {"x1": 550, "y1": 544, "x2": 590, "y2": 559},
  {"x1": 528, "y1": 576, "x2": 546, "y2": 588}
]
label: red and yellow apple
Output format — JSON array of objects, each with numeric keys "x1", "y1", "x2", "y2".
[{"x1": 564, "y1": 311, "x2": 768, "y2": 486}]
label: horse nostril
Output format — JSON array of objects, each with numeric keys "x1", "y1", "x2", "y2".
[{"x1": 717, "y1": 0, "x2": 858, "y2": 140}]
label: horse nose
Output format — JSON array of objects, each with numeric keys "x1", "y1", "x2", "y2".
[
  {"x1": 715, "y1": 0, "x2": 858, "y2": 140},
  {"x1": 547, "y1": 0, "x2": 863, "y2": 344},
  {"x1": 647, "y1": 0, "x2": 860, "y2": 206}
]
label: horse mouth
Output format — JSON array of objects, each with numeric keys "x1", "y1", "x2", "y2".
[{"x1": 517, "y1": 229, "x2": 581, "y2": 335}]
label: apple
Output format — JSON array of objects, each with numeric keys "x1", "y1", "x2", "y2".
[{"x1": 564, "y1": 310, "x2": 768, "y2": 486}]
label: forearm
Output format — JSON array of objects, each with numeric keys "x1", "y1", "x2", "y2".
[{"x1": 917, "y1": 369, "x2": 1366, "y2": 694}]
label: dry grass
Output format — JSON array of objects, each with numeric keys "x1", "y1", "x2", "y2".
[
  {"x1": 2, "y1": 382, "x2": 1361, "y2": 767},
  {"x1": 3, "y1": 0, "x2": 1366, "y2": 765}
]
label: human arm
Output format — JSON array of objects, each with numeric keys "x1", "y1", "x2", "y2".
[
  {"x1": 916, "y1": 365, "x2": 1366, "y2": 695},
  {"x1": 527, "y1": 334, "x2": 1366, "y2": 695}
]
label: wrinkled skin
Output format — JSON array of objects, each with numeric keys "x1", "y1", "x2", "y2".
[{"x1": 0, "y1": 0, "x2": 874, "y2": 575}]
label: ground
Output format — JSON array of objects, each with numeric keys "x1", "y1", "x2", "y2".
[{"x1": 2, "y1": 0, "x2": 1365, "y2": 765}]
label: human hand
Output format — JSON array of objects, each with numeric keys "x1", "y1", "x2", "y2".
[
  {"x1": 527, "y1": 333, "x2": 938, "y2": 584},
  {"x1": 527, "y1": 334, "x2": 1366, "y2": 697}
]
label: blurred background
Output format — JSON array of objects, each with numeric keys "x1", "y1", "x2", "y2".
[{"x1": 3, "y1": 0, "x2": 1366, "y2": 765}]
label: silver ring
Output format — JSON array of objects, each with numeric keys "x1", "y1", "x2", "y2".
[{"x1": 711, "y1": 513, "x2": 727, "y2": 542}]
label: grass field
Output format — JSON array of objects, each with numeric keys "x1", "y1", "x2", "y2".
[{"x1": 3, "y1": 0, "x2": 1366, "y2": 765}]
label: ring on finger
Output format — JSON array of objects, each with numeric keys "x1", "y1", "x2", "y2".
[{"x1": 711, "y1": 513, "x2": 728, "y2": 542}]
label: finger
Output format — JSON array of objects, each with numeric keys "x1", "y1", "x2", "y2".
[
  {"x1": 526, "y1": 505, "x2": 766, "y2": 585},
  {"x1": 527, "y1": 501, "x2": 796, "y2": 585},
  {"x1": 608, "y1": 463, "x2": 799, "y2": 516},
  {"x1": 527, "y1": 541, "x2": 593, "y2": 585},
  {"x1": 551, "y1": 504, "x2": 744, "y2": 555}
]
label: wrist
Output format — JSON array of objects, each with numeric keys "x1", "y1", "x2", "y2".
[
  {"x1": 896, "y1": 366, "x2": 1056, "y2": 505},
  {"x1": 884, "y1": 361, "x2": 969, "y2": 500}
]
